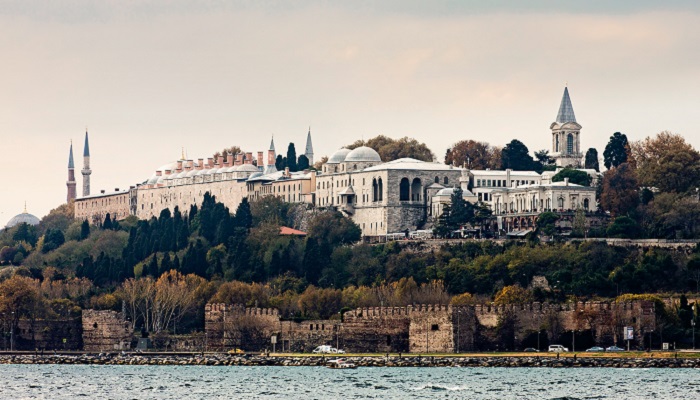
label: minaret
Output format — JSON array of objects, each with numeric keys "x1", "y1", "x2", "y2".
[
  {"x1": 550, "y1": 86, "x2": 582, "y2": 167},
  {"x1": 66, "y1": 141, "x2": 77, "y2": 202},
  {"x1": 81, "y1": 130, "x2": 92, "y2": 196},
  {"x1": 304, "y1": 127, "x2": 314, "y2": 166}
]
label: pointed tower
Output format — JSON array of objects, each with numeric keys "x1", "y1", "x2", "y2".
[
  {"x1": 550, "y1": 86, "x2": 582, "y2": 167},
  {"x1": 81, "y1": 130, "x2": 92, "y2": 196},
  {"x1": 264, "y1": 136, "x2": 278, "y2": 175},
  {"x1": 67, "y1": 141, "x2": 77, "y2": 202},
  {"x1": 304, "y1": 127, "x2": 314, "y2": 166}
]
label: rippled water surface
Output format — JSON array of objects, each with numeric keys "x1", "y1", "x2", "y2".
[{"x1": 1, "y1": 365, "x2": 698, "y2": 399}]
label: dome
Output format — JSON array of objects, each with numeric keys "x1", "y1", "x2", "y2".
[
  {"x1": 146, "y1": 174, "x2": 159, "y2": 185},
  {"x1": 327, "y1": 148, "x2": 351, "y2": 164},
  {"x1": 226, "y1": 166, "x2": 239, "y2": 173},
  {"x1": 6, "y1": 212, "x2": 40, "y2": 228},
  {"x1": 238, "y1": 164, "x2": 260, "y2": 172},
  {"x1": 345, "y1": 146, "x2": 381, "y2": 163},
  {"x1": 436, "y1": 188, "x2": 455, "y2": 196},
  {"x1": 248, "y1": 172, "x2": 263, "y2": 179},
  {"x1": 186, "y1": 169, "x2": 198, "y2": 178}
]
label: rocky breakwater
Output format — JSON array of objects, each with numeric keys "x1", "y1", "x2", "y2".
[{"x1": 0, "y1": 354, "x2": 698, "y2": 368}]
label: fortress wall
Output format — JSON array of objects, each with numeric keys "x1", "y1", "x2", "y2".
[{"x1": 82, "y1": 310, "x2": 133, "y2": 351}]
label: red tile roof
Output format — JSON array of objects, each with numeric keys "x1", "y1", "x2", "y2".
[{"x1": 279, "y1": 226, "x2": 307, "y2": 236}]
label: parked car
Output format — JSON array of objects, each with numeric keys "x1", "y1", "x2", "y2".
[
  {"x1": 606, "y1": 346, "x2": 625, "y2": 352},
  {"x1": 548, "y1": 345, "x2": 569, "y2": 352},
  {"x1": 585, "y1": 347, "x2": 605, "y2": 352},
  {"x1": 312, "y1": 345, "x2": 334, "y2": 354},
  {"x1": 523, "y1": 348, "x2": 539, "y2": 352},
  {"x1": 227, "y1": 348, "x2": 245, "y2": 354}
]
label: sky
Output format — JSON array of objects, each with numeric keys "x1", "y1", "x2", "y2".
[{"x1": 2, "y1": 1, "x2": 700, "y2": 221}]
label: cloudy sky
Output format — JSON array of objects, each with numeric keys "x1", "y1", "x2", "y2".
[{"x1": 2, "y1": 1, "x2": 700, "y2": 220}]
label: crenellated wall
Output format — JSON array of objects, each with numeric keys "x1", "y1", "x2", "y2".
[
  {"x1": 204, "y1": 301, "x2": 656, "y2": 353},
  {"x1": 82, "y1": 310, "x2": 133, "y2": 351}
]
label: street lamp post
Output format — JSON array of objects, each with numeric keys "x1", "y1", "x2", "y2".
[{"x1": 10, "y1": 311, "x2": 14, "y2": 352}]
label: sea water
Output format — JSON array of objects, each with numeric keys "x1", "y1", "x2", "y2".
[{"x1": 0, "y1": 365, "x2": 697, "y2": 399}]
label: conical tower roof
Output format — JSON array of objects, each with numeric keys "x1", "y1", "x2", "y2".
[
  {"x1": 68, "y1": 141, "x2": 75, "y2": 168},
  {"x1": 555, "y1": 87, "x2": 576, "y2": 124},
  {"x1": 83, "y1": 131, "x2": 90, "y2": 157},
  {"x1": 305, "y1": 127, "x2": 313, "y2": 155}
]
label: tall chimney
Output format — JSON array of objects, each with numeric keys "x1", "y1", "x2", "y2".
[
  {"x1": 257, "y1": 151, "x2": 263, "y2": 167},
  {"x1": 176, "y1": 161, "x2": 183, "y2": 172},
  {"x1": 207, "y1": 158, "x2": 214, "y2": 168},
  {"x1": 245, "y1": 152, "x2": 253, "y2": 164},
  {"x1": 198, "y1": 158, "x2": 204, "y2": 170},
  {"x1": 236, "y1": 153, "x2": 243, "y2": 166}
]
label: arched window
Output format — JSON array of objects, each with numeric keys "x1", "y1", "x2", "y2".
[
  {"x1": 353, "y1": 164, "x2": 357, "y2": 170},
  {"x1": 411, "y1": 178, "x2": 422, "y2": 201},
  {"x1": 583, "y1": 198, "x2": 590, "y2": 210},
  {"x1": 558, "y1": 197, "x2": 564, "y2": 209},
  {"x1": 567, "y1": 133, "x2": 574, "y2": 154},
  {"x1": 444, "y1": 177, "x2": 449, "y2": 185},
  {"x1": 378, "y1": 178, "x2": 383, "y2": 201},
  {"x1": 434, "y1": 176, "x2": 439, "y2": 183},
  {"x1": 399, "y1": 178, "x2": 410, "y2": 201},
  {"x1": 372, "y1": 178, "x2": 378, "y2": 202},
  {"x1": 556, "y1": 135, "x2": 559, "y2": 152}
]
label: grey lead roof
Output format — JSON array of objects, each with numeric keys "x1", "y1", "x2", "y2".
[
  {"x1": 83, "y1": 131, "x2": 90, "y2": 157},
  {"x1": 68, "y1": 142, "x2": 74, "y2": 168},
  {"x1": 555, "y1": 87, "x2": 576, "y2": 124}
]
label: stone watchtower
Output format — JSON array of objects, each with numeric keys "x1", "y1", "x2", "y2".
[
  {"x1": 66, "y1": 141, "x2": 77, "y2": 202},
  {"x1": 81, "y1": 131, "x2": 92, "y2": 197},
  {"x1": 550, "y1": 86, "x2": 582, "y2": 167}
]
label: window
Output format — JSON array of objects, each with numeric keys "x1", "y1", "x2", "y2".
[
  {"x1": 556, "y1": 135, "x2": 559, "y2": 152},
  {"x1": 583, "y1": 198, "x2": 590, "y2": 210},
  {"x1": 411, "y1": 178, "x2": 421, "y2": 201},
  {"x1": 399, "y1": 178, "x2": 410, "y2": 201},
  {"x1": 431, "y1": 324, "x2": 439, "y2": 331},
  {"x1": 444, "y1": 177, "x2": 449, "y2": 185},
  {"x1": 372, "y1": 178, "x2": 378, "y2": 202},
  {"x1": 435, "y1": 176, "x2": 439, "y2": 183},
  {"x1": 558, "y1": 197, "x2": 564, "y2": 209},
  {"x1": 567, "y1": 133, "x2": 574, "y2": 154},
  {"x1": 378, "y1": 178, "x2": 383, "y2": 201}
]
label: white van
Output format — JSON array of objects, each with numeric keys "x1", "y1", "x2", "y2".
[{"x1": 548, "y1": 345, "x2": 569, "y2": 352}]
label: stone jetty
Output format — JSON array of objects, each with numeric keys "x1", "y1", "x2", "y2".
[{"x1": 0, "y1": 353, "x2": 698, "y2": 368}]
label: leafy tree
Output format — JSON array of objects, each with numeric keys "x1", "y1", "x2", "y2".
[
  {"x1": 12, "y1": 223, "x2": 38, "y2": 246},
  {"x1": 103, "y1": 213, "x2": 113, "y2": 230},
  {"x1": 448, "y1": 188, "x2": 472, "y2": 226},
  {"x1": 607, "y1": 216, "x2": 639, "y2": 238},
  {"x1": 297, "y1": 154, "x2": 310, "y2": 170},
  {"x1": 275, "y1": 154, "x2": 284, "y2": 171},
  {"x1": 233, "y1": 198, "x2": 253, "y2": 230},
  {"x1": 630, "y1": 131, "x2": 700, "y2": 193},
  {"x1": 444, "y1": 140, "x2": 499, "y2": 169},
  {"x1": 501, "y1": 139, "x2": 538, "y2": 171},
  {"x1": 599, "y1": 163, "x2": 639, "y2": 217},
  {"x1": 603, "y1": 132, "x2": 629, "y2": 169},
  {"x1": 494, "y1": 285, "x2": 533, "y2": 305},
  {"x1": 534, "y1": 149, "x2": 554, "y2": 166},
  {"x1": 80, "y1": 220, "x2": 90, "y2": 241},
  {"x1": 286, "y1": 143, "x2": 298, "y2": 172},
  {"x1": 552, "y1": 168, "x2": 592, "y2": 186},
  {"x1": 536, "y1": 212, "x2": 559, "y2": 236},
  {"x1": 41, "y1": 229, "x2": 65, "y2": 253},
  {"x1": 584, "y1": 148, "x2": 600, "y2": 172},
  {"x1": 213, "y1": 146, "x2": 242, "y2": 164},
  {"x1": 347, "y1": 135, "x2": 434, "y2": 162}
]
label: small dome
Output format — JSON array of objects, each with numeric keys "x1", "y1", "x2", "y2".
[
  {"x1": 345, "y1": 146, "x2": 381, "y2": 163},
  {"x1": 196, "y1": 169, "x2": 208, "y2": 176},
  {"x1": 238, "y1": 164, "x2": 260, "y2": 172},
  {"x1": 146, "y1": 174, "x2": 159, "y2": 185},
  {"x1": 225, "y1": 166, "x2": 238, "y2": 173},
  {"x1": 6, "y1": 212, "x2": 40, "y2": 228},
  {"x1": 248, "y1": 172, "x2": 263, "y2": 179},
  {"x1": 327, "y1": 148, "x2": 352, "y2": 164},
  {"x1": 436, "y1": 188, "x2": 455, "y2": 196},
  {"x1": 186, "y1": 170, "x2": 198, "y2": 178}
]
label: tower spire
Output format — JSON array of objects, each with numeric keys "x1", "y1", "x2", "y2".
[
  {"x1": 555, "y1": 86, "x2": 576, "y2": 123},
  {"x1": 67, "y1": 140, "x2": 77, "y2": 202},
  {"x1": 81, "y1": 130, "x2": 92, "y2": 196},
  {"x1": 304, "y1": 126, "x2": 314, "y2": 166}
]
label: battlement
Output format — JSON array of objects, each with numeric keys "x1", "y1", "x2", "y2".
[{"x1": 205, "y1": 303, "x2": 279, "y2": 317}]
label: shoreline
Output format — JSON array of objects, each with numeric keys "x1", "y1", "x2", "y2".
[{"x1": 1, "y1": 353, "x2": 698, "y2": 368}]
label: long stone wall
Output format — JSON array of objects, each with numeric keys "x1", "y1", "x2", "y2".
[{"x1": 204, "y1": 301, "x2": 656, "y2": 353}]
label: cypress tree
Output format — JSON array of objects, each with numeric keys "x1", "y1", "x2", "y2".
[
  {"x1": 80, "y1": 220, "x2": 90, "y2": 240},
  {"x1": 286, "y1": 143, "x2": 298, "y2": 172}
]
